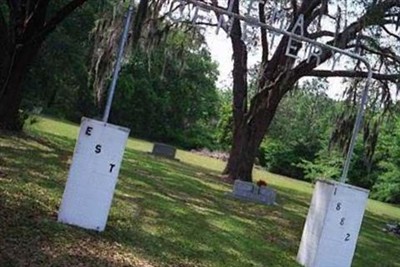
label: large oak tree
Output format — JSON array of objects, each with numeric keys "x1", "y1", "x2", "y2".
[
  {"x1": 0, "y1": 0, "x2": 89, "y2": 130},
  {"x1": 197, "y1": 0, "x2": 400, "y2": 181}
]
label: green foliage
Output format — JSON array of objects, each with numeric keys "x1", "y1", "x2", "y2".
[
  {"x1": 22, "y1": 2, "x2": 98, "y2": 120},
  {"x1": 258, "y1": 79, "x2": 335, "y2": 179},
  {"x1": 297, "y1": 149, "x2": 343, "y2": 183},
  {"x1": 299, "y1": 138, "x2": 381, "y2": 187},
  {"x1": 20, "y1": 4, "x2": 220, "y2": 149},
  {"x1": 112, "y1": 30, "x2": 220, "y2": 149},
  {"x1": 214, "y1": 90, "x2": 233, "y2": 150},
  {"x1": 373, "y1": 162, "x2": 400, "y2": 203},
  {"x1": 371, "y1": 117, "x2": 400, "y2": 203},
  {"x1": 261, "y1": 78, "x2": 391, "y2": 197},
  {"x1": 260, "y1": 138, "x2": 319, "y2": 179}
]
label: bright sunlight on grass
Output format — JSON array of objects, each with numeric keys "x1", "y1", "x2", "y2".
[{"x1": 0, "y1": 117, "x2": 399, "y2": 266}]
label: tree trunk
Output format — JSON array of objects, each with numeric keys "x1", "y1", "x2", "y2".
[
  {"x1": 223, "y1": 86, "x2": 285, "y2": 181},
  {"x1": 223, "y1": 122, "x2": 263, "y2": 182},
  {"x1": 0, "y1": 45, "x2": 40, "y2": 131},
  {"x1": 131, "y1": 0, "x2": 149, "y2": 50},
  {"x1": 0, "y1": 0, "x2": 89, "y2": 131}
]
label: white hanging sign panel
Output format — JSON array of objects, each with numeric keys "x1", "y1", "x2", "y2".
[
  {"x1": 58, "y1": 117, "x2": 130, "y2": 231},
  {"x1": 297, "y1": 180, "x2": 369, "y2": 267}
]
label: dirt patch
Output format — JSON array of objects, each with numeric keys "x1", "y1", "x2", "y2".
[{"x1": 190, "y1": 148, "x2": 229, "y2": 162}]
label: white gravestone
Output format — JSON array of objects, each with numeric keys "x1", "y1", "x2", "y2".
[
  {"x1": 58, "y1": 117, "x2": 130, "y2": 231},
  {"x1": 297, "y1": 180, "x2": 369, "y2": 267}
]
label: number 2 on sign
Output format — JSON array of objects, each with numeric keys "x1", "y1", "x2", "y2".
[{"x1": 345, "y1": 233, "x2": 350, "y2": 241}]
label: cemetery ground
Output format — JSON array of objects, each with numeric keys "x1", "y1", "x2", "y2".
[{"x1": 0, "y1": 117, "x2": 399, "y2": 267}]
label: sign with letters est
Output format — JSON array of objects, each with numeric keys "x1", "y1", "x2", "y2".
[
  {"x1": 297, "y1": 180, "x2": 369, "y2": 267},
  {"x1": 58, "y1": 117, "x2": 130, "y2": 231}
]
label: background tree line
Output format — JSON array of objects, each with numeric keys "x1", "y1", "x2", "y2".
[
  {"x1": 2, "y1": 0, "x2": 400, "y2": 204},
  {"x1": 21, "y1": 1, "x2": 221, "y2": 149}
]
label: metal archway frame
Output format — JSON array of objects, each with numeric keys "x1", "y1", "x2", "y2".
[{"x1": 183, "y1": 0, "x2": 372, "y2": 183}]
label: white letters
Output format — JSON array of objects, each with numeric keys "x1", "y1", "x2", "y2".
[
  {"x1": 171, "y1": 1, "x2": 340, "y2": 68},
  {"x1": 167, "y1": 0, "x2": 186, "y2": 23},
  {"x1": 306, "y1": 45, "x2": 322, "y2": 66},
  {"x1": 285, "y1": 14, "x2": 305, "y2": 60},
  {"x1": 242, "y1": 0, "x2": 259, "y2": 42},
  {"x1": 216, "y1": 0, "x2": 234, "y2": 35},
  {"x1": 269, "y1": 3, "x2": 287, "y2": 49},
  {"x1": 331, "y1": 52, "x2": 342, "y2": 71},
  {"x1": 395, "y1": 13, "x2": 400, "y2": 30},
  {"x1": 192, "y1": 7, "x2": 211, "y2": 35}
]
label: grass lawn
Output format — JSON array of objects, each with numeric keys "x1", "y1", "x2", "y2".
[{"x1": 0, "y1": 116, "x2": 399, "y2": 266}]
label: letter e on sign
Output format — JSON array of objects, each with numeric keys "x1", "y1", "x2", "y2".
[{"x1": 86, "y1": 126, "x2": 93, "y2": 136}]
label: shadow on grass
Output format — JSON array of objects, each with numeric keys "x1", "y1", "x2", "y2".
[
  {"x1": 353, "y1": 211, "x2": 400, "y2": 267},
  {"x1": 0, "y1": 132, "x2": 74, "y2": 194},
  {"x1": 1, "y1": 131, "x2": 399, "y2": 266},
  {"x1": 100, "y1": 147, "x2": 309, "y2": 266}
]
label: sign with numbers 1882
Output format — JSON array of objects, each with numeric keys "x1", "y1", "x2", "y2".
[
  {"x1": 297, "y1": 180, "x2": 369, "y2": 267},
  {"x1": 58, "y1": 117, "x2": 130, "y2": 231}
]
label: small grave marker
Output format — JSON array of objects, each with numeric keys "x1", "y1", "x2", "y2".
[
  {"x1": 232, "y1": 180, "x2": 276, "y2": 205},
  {"x1": 151, "y1": 143, "x2": 177, "y2": 159}
]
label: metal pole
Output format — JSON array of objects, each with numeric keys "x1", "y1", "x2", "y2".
[
  {"x1": 184, "y1": 0, "x2": 373, "y2": 183},
  {"x1": 340, "y1": 72, "x2": 372, "y2": 182},
  {"x1": 102, "y1": 3, "x2": 135, "y2": 123}
]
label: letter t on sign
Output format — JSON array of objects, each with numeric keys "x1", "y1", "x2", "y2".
[{"x1": 109, "y1": 164, "x2": 116, "y2": 173}]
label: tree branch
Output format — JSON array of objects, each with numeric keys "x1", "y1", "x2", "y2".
[
  {"x1": 291, "y1": 0, "x2": 298, "y2": 17},
  {"x1": 292, "y1": 0, "x2": 400, "y2": 82},
  {"x1": 131, "y1": 0, "x2": 148, "y2": 50},
  {"x1": 6, "y1": 0, "x2": 15, "y2": 11},
  {"x1": 361, "y1": 44, "x2": 400, "y2": 64},
  {"x1": 307, "y1": 30, "x2": 335, "y2": 39},
  {"x1": 210, "y1": 0, "x2": 230, "y2": 34},
  {"x1": 308, "y1": 70, "x2": 400, "y2": 82},
  {"x1": 27, "y1": 0, "x2": 88, "y2": 44},
  {"x1": 381, "y1": 24, "x2": 400, "y2": 41},
  {"x1": 0, "y1": 5, "x2": 7, "y2": 36},
  {"x1": 181, "y1": 20, "x2": 218, "y2": 27},
  {"x1": 258, "y1": 0, "x2": 268, "y2": 63}
]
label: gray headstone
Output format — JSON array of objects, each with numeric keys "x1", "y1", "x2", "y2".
[
  {"x1": 259, "y1": 187, "x2": 276, "y2": 204},
  {"x1": 151, "y1": 143, "x2": 176, "y2": 159},
  {"x1": 232, "y1": 180, "x2": 276, "y2": 205}
]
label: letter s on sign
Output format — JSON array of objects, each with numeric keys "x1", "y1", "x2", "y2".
[{"x1": 95, "y1": 144, "x2": 102, "y2": 154}]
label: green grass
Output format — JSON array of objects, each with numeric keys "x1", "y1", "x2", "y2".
[{"x1": 0, "y1": 116, "x2": 399, "y2": 266}]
